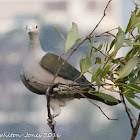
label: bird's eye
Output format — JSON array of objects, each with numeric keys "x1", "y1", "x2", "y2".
[{"x1": 36, "y1": 25, "x2": 38, "y2": 28}]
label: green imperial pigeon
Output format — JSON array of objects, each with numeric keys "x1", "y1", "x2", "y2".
[{"x1": 21, "y1": 24, "x2": 119, "y2": 118}]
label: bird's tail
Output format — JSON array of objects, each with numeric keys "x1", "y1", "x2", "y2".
[
  {"x1": 74, "y1": 85, "x2": 120, "y2": 106},
  {"x1": 83, "y1": 93, "x2": 121, "y2": 106},
  {"x1": 87, "y1": 85, "x2": 120, "y2": 105}
]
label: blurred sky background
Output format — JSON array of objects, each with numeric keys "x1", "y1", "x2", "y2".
[{"x1": 0, "y1": 0, "x2": 140, "y2": 140}]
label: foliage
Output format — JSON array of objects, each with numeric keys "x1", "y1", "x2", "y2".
[
  {"x1": 55, "y1": 6, "x2": 140, "y2": 111},
  {"x1": 65, "y1": 22, "x2": 78, "y2": 53},
  {"x1": 50, "y1": 1, "x2": 140, "y2": 139}
]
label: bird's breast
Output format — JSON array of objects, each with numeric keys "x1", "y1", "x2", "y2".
[
  {"x1": 23, "y1": 52, "x2": 52, "y2": 84},
  {"x1": 23, "y1": 50, "x2": 72, "y2": 86}
]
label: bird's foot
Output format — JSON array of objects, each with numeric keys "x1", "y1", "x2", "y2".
[
  {"x1": 46, "y1": 89, "x2": 55, "y2": 97},
  {"x1": 46, "y1": 83, "x2": 60, "y2": 97},
  {"x1": 46, "y1": 87, "x2": 55, "y2": 97},
  {"x1": 47, "y1": 118, "x2": 56, "y2": 126}
]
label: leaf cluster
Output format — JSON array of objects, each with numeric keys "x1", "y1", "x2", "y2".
[{"x1": 54, "y1": 6, "x2": 140, "y2": 110}]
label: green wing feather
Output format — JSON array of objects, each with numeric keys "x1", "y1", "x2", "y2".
[{"x1": 40, "y1": 53, "x2": 89, "y2": 84}]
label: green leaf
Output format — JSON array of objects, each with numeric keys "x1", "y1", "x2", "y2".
[
  {"x1": 111, "y1": 27, "x2": 125, "y2": 58},
  {"x1": 105, "y1": 42, "x2": 109, "y2": 52},
  {"x1": 125, "y1": 41, "x2": 140, "y2": 46},
  {"x1": 101, "y1": 64, "x2": 111, "y2": 78},
  {"x1": 135, "y1": 95, "x2": 140, "y2": 99},
  {"x1": 65, "y1": 22, "x2": 78, "y2": 52},
  {"x1": 125, "y1": 48, "x2": 137, "y2": 60},
  {"x1": 109, "y1": 39, "x2": 116, "y2": 51},
  {"x1": 124, "y1": 39, "x2": 132, "y2": 45},
  {"x1": 123, "y1": 92, "x2": 135, "y2": 98},
  {"x1": 96, "y1": 77, "x2": 101, "y2": 90},
  {"x1": 138, "y1": 26, "x2": 140, "y2": 34},
  {"x1": 93, "y1": 36, "x2": 98, "y2": 43},
  {"x1": 80, "y1": 54, "x2": 91, "y2": 75},
  {"x1": 125, "y1": 96, "x2": 140, "y2": 110},
  {"x1": 128, "y1": 84, "x2": 140, "y2": 93},
  {"x1": 116, "y1": 83, "x2": 140, "y2": 93},
  {"x1": 115, "y1": 27, "x2": 125, "y2": 52},
  {"x1": 97, "y1": 43, "x2": 103, "y2": 51},
  {"x1": 118, "y1": 56, "x2": 138, "y2": 79},
  {"x1": 76, "y1": 37, "x2": 82, "y2": 41},
  {"x1": 125, "y1": 8, "x2": 140, "y2": 34},
  {"x1": 90, "y1": 43, "x2": 93, "y2": 58},
  {"x1": 92, "y1": 92, "x2": 119, "y2": 103},
  {"x1": 91, "y1": 68, "x2": 102, "y2": 82},
  {"x1": 124, "y1": 92, "x2": 140, "y2": 99},
  {"x1": 125, "y1": 12, "x2": 136, "y2": 34},
  {"x1": 137, "y1": 66, "x2": 140, "y2": 82},
  {"x1": 54, "y1": 26, "x2": 65, "y2": 40},
  {"x1": 95, "y1": 57, "x2": 101, "y2": 64}
]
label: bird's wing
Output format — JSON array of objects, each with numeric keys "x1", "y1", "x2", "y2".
[
  {"x1": 40, "y1": 53, "x2": 89, "y2": 84},
  {"x1": 20, "y1": 73, "x2": 46, "y2": 95}
]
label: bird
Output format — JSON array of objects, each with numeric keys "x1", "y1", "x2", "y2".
[{"x1": 21, "y1": 23, "x2": 120, "y2": 119}]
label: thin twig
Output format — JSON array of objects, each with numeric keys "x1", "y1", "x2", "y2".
[
  {"x1": 96, "y1": 34, "x2": 115, "y2": 38},
  {"x1": 131, "y1": 113, "x2": 140, "y2": 140},
  {"x1": 102, "y1": 57, "x2": 111, "y2": 69},
  {"x1": 130, "y1": 28, "x2": 135, "y2": 40},
  {"x1": 95, "y1": 28, "x2": 117, "y2": 38},
  {"x1": 88, "y1": 37, "x2": 125, "y2": 68},
  {"x1": 102, "y1": 85, "x2": 120, "y2": 94},
  {"x1": 46, "y1": 88, "x2": 58, "y2": 140},
  {"x1": 120, "y1": 94, "x2": 134, "y2": 130},
  {"x1": 89, "y1": 0, "x2": 112, "y2": 36},
  {"x1": 129, "y1": 110, "x2": 139, "y2": 123},
  {"x1": 80, "y1": 93, "x2": 118, "y2": 120},
  {"x1": 88, "y1": 37, "x2": 124, "y2": 71},
  {"x1": 131, "y1": 32, "x2": 135, "y2": 39},
  {"x1": 88, "y1": 37, "x2": 110, "y2": 58},
  {"x1": 72, "y1": 74, "x2": 82, "y2": 84}
]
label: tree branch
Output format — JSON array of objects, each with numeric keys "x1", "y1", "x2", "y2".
[
  {"x1": 46, "y1": 86, "x2": 58, "y2": 140},
  {"x1": 95, "y1": 27, "x2": 117, "y2": 38},
  {"x1": 120, "y1": 94, "x2": 134, "y2": 130},
  {"x1": 131, "y1": 113, "x2": 140, "y2": 140},
  {"x1": 88, "y1": 0, "x2": 112, "y2": 36}
]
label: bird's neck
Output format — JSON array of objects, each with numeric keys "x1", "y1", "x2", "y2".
[{"x1": 28, "y1": 34, "x2": 42, "y2": 51}]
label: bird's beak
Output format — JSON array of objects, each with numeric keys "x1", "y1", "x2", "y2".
[
  {"x1": 26, "y1": 26, "x2": 33, "y2": 33},
  {"x1": 27, "y1": 29, "x2": 31, "y2": 33},
  {"x1": 26, "y1": 29, "x2": 32, "y2": 33}
]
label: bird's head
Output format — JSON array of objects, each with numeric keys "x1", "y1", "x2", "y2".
[{"x1": 26, "y1": 24, "x2": 39, "y2": 35}]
